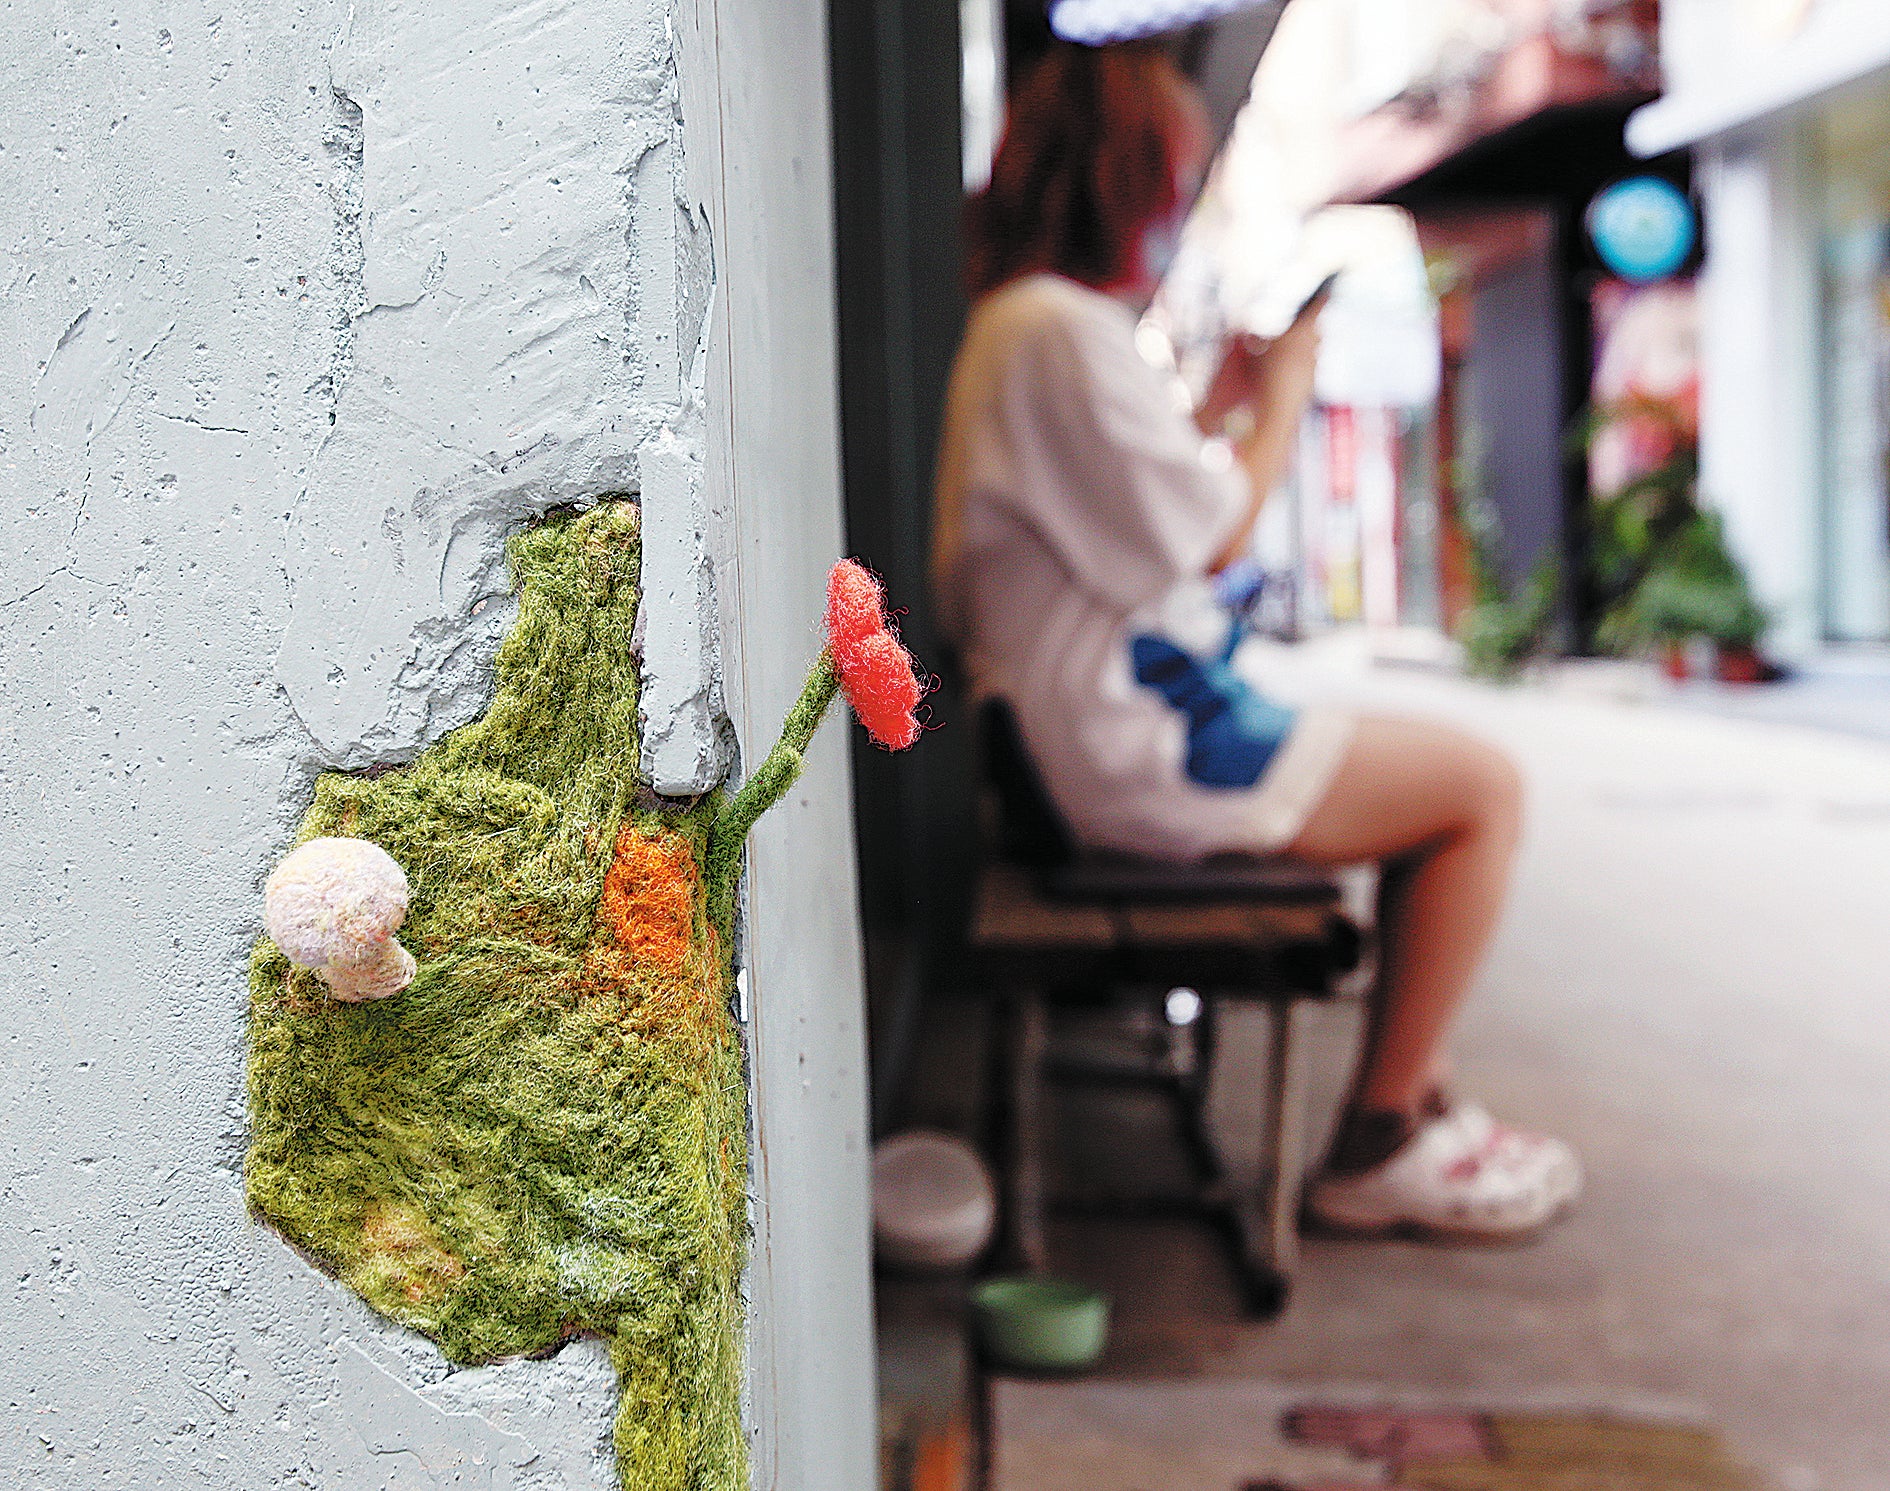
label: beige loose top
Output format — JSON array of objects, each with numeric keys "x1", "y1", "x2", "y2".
[{"x1": 932, "y1": 274, "x2": 1349, "y2": 860}]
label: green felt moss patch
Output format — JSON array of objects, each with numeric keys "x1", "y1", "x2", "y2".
[{"x1": 246, "y1": 502, "x2": 748, "y2": 1490}]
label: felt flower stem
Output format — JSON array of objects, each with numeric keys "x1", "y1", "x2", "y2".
[{"x1": 705, "y1": 648, "x2": 840, "y2": 928}]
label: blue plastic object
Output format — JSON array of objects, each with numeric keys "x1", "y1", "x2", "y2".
[{"x1": 1129, "y1": 633, "x2": 1295, "y2": 788}]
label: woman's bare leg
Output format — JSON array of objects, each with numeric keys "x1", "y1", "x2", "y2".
[{"x1": 1286, "y1": 716, "x2": 1524, "y2": 1116}]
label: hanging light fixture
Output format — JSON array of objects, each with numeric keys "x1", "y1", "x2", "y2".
[{"x1": 1048, "y1": 0, "x2": 1276, "y2": 46}]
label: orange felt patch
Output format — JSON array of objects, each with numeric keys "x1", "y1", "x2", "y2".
[{"x1": 597, "y1": 826, "x2": 701, "y2": 975}]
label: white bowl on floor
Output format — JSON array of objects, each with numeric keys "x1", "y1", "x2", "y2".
[{"x1": 872, "y1": 1130, "x2": 998, "y2": 1273}]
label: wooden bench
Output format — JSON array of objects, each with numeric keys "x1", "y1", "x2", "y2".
[{"x1": 967, "y1": 705, "x2": 1364, "y2": 1318}]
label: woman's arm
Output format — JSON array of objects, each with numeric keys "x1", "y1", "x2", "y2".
[{"x1": 1207, "y1": 304, "x2": 1324, "y2": 574}]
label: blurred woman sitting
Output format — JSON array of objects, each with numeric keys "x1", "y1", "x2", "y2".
[{"x1": 931, "y1": 42, "x2": 1580, "y2": 1241}]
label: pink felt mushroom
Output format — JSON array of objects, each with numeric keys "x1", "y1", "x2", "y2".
[{"x1": 263, "y1": 837, "x2": 417, "y2": 1001}]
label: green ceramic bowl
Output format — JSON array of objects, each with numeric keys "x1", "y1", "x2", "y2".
[{"x1": 970, "y1": 1276, "x2": 1111, "y2": 1371}]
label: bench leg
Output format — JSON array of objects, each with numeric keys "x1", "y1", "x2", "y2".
[
  {"x1": 1006, "y1": 987, "x2": 1051, "y2": 1275},
  {"x1": 1240, "y1": 998, "x2": 1308, "y2": 1318},
  {"x1": 1171, "y1": 995, "x2": 1223, "y2": 1193}
]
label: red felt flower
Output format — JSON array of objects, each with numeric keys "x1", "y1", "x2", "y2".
[{"x1": 825, "y1": 560, "x2": 925, "y2": 751}]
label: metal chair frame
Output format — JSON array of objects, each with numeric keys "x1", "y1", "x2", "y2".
[{"x1": 966, "y1": 702, "x2": 1364, "y2": 1317}]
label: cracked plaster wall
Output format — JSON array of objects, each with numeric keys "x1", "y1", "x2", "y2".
[{"x1": 2, "y1": 1, "x2": 731, "y2": 1484}]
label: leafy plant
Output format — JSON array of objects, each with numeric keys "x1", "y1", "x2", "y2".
[
  {"x1": 1461, "y1": 555, "x2": 1561, "y2": 680},
  {"x1": 1598, "y1": 510, "x2": 1768, "y2": 653},
  {"x1": 1577, "y1": 396, "x2": 1767, "y2": 658},
  {"x1": 1573, "y1": 396, "x2": 1701, "y2": 625},
  {"x1": 1456, "y1": 482, "x2": 1560, "y2": 680}
]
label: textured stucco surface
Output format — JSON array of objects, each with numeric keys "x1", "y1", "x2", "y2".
[{"x1": 1, "y1": 1, "x2": 726, "y2": 1483}]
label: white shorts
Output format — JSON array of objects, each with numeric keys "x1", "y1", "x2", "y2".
[{"x1": 1228, "y1": 705, "x2": 1356, "y2": 853}]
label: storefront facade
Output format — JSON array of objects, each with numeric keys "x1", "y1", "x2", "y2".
[
  {"x1": 1631, "y1": 0, "x2": 1890, "y2": 656},
  {"x1": 1214, "y1": 0, "x2": 1671, "y2": 649},
  {"x1": 1813, "y1": 90, "x2": 1890, "y2": 643}
]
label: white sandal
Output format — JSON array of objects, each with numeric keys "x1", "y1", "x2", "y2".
[{"x1": 1306, "y1": 1102, "x2": 1582, "y2": 1242}]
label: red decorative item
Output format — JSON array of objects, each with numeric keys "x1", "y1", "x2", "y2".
[{"x1": 825, "y1": 560, "x2": 926, "y2": 751}]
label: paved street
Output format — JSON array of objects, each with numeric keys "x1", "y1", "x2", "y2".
[{"x1": 1052, "y1": 654, "x2": 1890, "y2": 1491}]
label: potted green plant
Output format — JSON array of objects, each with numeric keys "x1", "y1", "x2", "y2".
[
  {"x1": 1598, "y1": 512, "x2": 1769, "y2": 682},
  {"x1": 1459, "y1": 553, "x2": 1560, "y2": 681},
  {"x1": 1453, "y1": 471, "x2": 1561, "y2": 682},
  {"x1": 1577, "y1": 397, "x2": 1701, "y2": 647},
  {"x1": 1706, "y1": 592, "x2": 1770, "y2": 683},
  {"x1": 1594, "y1": 568, "x2": 1694, "y2": 678}
]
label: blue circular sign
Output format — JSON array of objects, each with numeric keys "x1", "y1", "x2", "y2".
[{"x1": 1587, "y1": 176, "x2": 1697, "y2": 283}]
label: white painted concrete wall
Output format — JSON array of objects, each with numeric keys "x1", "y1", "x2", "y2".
[
  {"x1": 0, "y1": 1, "x2": 874, "y2": 1485},
  {"x1": 682, "y1": 1, "x2": 882, "y2": 1485}
]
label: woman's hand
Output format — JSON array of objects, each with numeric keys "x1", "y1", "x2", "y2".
[
  {"x1": 1194, "y1": 296, "x2": 1325, "y2": 436},
  {"x1": 1194, "y1": 331, "x2": 1269, "y2": 436},
  {"x1": 1205, "y1": 294, "x2": 1328, "y2": 574}
]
